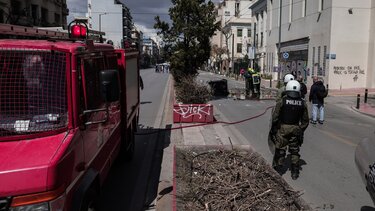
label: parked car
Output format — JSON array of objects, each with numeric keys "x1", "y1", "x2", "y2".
[{"x1": 355, "y1": 135, "x2": 375, "y2": 205}]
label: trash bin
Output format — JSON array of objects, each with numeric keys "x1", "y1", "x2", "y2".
[{"x1": 208, "y1": 79, "x2": 229, "y2": 97}]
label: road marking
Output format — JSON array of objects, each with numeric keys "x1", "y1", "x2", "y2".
[{"x1": 317, "y1": 128, "x2": 357, "y2": 147}]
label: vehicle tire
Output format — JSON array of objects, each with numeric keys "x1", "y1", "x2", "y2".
[{"x1": 80, "y1": 187, "x2": 99, "y2": 211}]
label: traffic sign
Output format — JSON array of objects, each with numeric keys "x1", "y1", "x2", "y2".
[{"x1": 282, "y1": 52, "x2": 289, "y2": 59}]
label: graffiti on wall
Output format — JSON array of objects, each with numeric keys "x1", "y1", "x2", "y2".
[
  {"x1": 333, "y1": 65, "x2": 365, "y2": 75},
  {"x1": 333, "y1": 65, "x2": 365, "y2": 82},
  {"x1": 173, "y1": 104, "x2": 212, "y2": 119}
]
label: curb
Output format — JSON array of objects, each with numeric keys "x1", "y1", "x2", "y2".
[{"x1": 350, "y1": 105, "x2": 375, "y2": 118}]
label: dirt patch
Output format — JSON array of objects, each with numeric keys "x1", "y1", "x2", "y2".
[{"x1": 175, "y1": 146, "x2": 311, "y2": 211}]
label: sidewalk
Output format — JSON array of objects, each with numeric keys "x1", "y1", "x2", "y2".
[{"x1": 154, "y1": 75, "x2": 375, "y2": 210}]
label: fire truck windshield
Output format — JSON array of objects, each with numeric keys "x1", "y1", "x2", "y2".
[{"x1": 0, "y1": 50, "x2": 68, "y2": 137}]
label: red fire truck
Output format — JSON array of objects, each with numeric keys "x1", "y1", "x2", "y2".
[{"x1": 0, "y1": 21, "x2": 140, "y2": 210}]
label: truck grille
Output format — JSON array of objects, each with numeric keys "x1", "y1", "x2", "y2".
[
  {"x1": 0, "y1": 49, "x2": 68, "y2": 138},
  {"x1": 0, "y1": 197, "x2": 10, "y2": 211}
]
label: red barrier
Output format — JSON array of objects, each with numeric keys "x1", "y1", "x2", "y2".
[{"x1": 173, "y1": 104, "x2": 214, "y2": 123}]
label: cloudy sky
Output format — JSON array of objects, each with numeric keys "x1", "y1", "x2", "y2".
[{"x1": 67, "y1": 0, "x2": 220, "y2": 39}]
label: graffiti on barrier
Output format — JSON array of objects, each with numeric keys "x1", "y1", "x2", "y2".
[{"x1": 173, "y1": 104, "x2": 211, "y2": 119}]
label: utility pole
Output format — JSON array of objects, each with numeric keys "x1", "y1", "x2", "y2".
[
  {"x1": 231, "y1": 33, "x2": 234, "y2": 75},
  {"x1": 277, "y1": 0, "x2": 282, "y2": 82},
  {"x1": 253, "y1": 22, "x2": 257, "y2": 69},
  {"x1": 99, "y1": 12, "x2": 107, "y2": 42}
]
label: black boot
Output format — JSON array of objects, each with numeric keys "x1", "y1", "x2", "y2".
[
  {"x1": 272, "y1": 149, "x2": 286, "y2": 175},
  {"x1": 291, "y1": 164, "x2": 300, "y2": 180}
]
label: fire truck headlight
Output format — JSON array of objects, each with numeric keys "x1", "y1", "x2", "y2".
[{"x1": 9, "y1": 202, "x2": 49, "y2": 211}]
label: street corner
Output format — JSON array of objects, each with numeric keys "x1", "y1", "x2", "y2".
[{"x1": 350, "y1": 104, "x2": 375, "y2": 118}]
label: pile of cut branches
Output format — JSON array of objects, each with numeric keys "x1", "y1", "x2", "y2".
[{"x1": 175, "y1": 147, "x2": 310, "y2": 211}]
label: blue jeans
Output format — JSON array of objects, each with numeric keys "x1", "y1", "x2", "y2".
[{"x1": 312, "y1": 104, "x2": 324, "y2": 122}]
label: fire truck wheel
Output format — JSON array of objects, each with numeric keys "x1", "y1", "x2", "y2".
[{"x1": 80, "y1": 187, "x2": 99, "y2": 211}]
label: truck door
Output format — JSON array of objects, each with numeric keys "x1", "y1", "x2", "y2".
[{"x1": 79, "y1": 56, "x2": 112, "y2": 168}]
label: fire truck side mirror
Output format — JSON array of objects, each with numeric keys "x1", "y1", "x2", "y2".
[{"x1": 99, "y1": 70, "x2": 120, "y2": 102}]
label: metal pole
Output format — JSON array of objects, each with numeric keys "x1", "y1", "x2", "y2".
[
  {"x1": 356, "y1": 94, "x2": 360, "y2": 109},
  {"x1": 232, "y1": 33, "x2": 235, "y2": 77},
  {"x1": 365, "y1": 89, "x2": 368, "y2": 103},
  {"x1": 253, "y1": 22, "x2": 257, "y2": 69},
  {"x1": 277, "y1": 0, "x2": 282, "y2": 83},
  {"x1": 99, "y1": 14, "x2": 102, "y2": 32}
]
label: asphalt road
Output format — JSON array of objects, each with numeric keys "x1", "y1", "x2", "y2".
[
  {"x1": 97, "y1": 68, "x2": 170, "y2": 211},
  {"x1": 198, "y1": 71, "x2": 375, "y2": 211}
]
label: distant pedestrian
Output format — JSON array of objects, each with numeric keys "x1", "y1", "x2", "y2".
[
  {"x1": 297, "y1": 75, "x2": 307, "y2": 100},
  {"x1": 309, "y1": 76, "x2": 328, "y2": 124},
  {"x1": 244, "y1": 67, "x2": 255, "y2": 98},
  {"x1": 271, "y1": 80, "x2": 309, "y2": 180},
  {"x1": 252, "y1": 70, "x2": 261, "y2": 99}
]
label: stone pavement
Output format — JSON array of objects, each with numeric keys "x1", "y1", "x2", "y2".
[{"x1": 154, "y1": 75, "x2": 375, "y2": 210}]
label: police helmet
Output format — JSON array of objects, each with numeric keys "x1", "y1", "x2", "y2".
[
  {"x1": 285, "y1": 80, "x2": 301, "y2": 98},
  {"x1": 283, "y1": 74, "x2": 295, "y2": 83}
]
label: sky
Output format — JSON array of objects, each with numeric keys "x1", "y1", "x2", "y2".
[{"x1": 66, "y1": 0, "x2": 221, "y2": 40}]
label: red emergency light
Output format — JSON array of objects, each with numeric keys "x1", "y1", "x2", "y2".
[{"x1": 68, "y1": 21, "x2": 88, "y2": 39}]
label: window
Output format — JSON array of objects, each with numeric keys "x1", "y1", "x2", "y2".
[
  {"x1": 0, "y1": 51, "x2": 67, "y2": 136},
  {"x1": 235, "y1": 2, "x2": 240, "y2": 17},
  {"x1": 260, "y1": 32, "x2": 264, "y2": 47},
  {"x1": 41, "y1": 8, "x2": 48, "y2": 24},
  {"x1": 318, "y1": 46, "x2": 321, "y2": 75},
  {"x1": 237, "y1": 43, "x2": 242, "y2": 53},
  {"x1": 31, "y1": 5, "x2": 38, "y2": 20},
  {"x1": 83, "y1": 57, "x2": 105, "y2": 110},
  {"x1": 0, "y1": 10, "x2": 3, "y2": 23},
  {"x1": 237, "y1": 28, "x2": 242, "y2": 37},
  {"x1": 11, "y1": 1, "x2": 22, "y2": 16},
  {"x1": 54, "y1": 13, "x2": 60, "y2": 25},
  {"x1": 106, "y1": 54, "x2": 118, "y2": 69},
  {"x1": 312, "y1": 47, "x2": 315, "y2": 76},
  {"x1": 247, "y1": 27, "x2": 251, "y2": 37}
]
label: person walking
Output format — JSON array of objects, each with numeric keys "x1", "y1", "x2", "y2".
[
  {"x1": 309, "y1": 76, "x2": 328, "y2": 124},
  {"x1": 271, "y1": 80, "x2": 309, "y2": 180},
  {"x1": 297, "y1": 75, "x2": 307, "y2": 100}
]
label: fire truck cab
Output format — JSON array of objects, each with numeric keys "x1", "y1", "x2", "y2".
[{"x1": 0, "y1": 22, "x2": 140, "y2": 210}]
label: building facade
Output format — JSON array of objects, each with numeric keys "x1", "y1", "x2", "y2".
[
  {"x1": 0, "y1": 0, "x2": 69, "y2": 28},
  {"x1": 212, "y1": 0, "x2": 255, "y2": 75},
  {"x1": 88, "y1": 0, "x2": 133, "y2": 48},
  {"x1": 250, "y1": 0, "x2": 267, "y2": 73},
  {"x1": 266, "y1": 0, "x2": 375, "y2": 89},
  {"x1": 142, "y1": 38, "x2": 158, "y2": 66}
]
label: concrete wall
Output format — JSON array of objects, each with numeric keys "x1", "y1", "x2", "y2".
[
  {"x1": 328, "y1": 0, "x2": 372, "y2": 89},
  {"x1": 266, "y1": 0, "x2": 374, "y2": 89},
  {"x1": 367, "y1": 2, "x2": 375, "y2": 88}
]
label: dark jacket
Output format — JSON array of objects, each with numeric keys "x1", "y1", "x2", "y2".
[
  {"x1": 309, "y1": 81, "x2": 326, "y2": 105},
  {"x1": 299, "y1": 82, "x2": 307, "y2": 99}
]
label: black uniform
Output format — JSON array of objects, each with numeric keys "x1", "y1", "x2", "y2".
[{"x1": 271, "y1": 91, "x2": 309, "y2": 179}]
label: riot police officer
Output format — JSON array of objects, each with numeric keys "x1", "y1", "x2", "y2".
[
  {"x1": 276, "y1": 74, "x2": 295, "y2": 101},
  {"x1": 271, "y1": 80, "x2": 309, "y2": 180}
]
